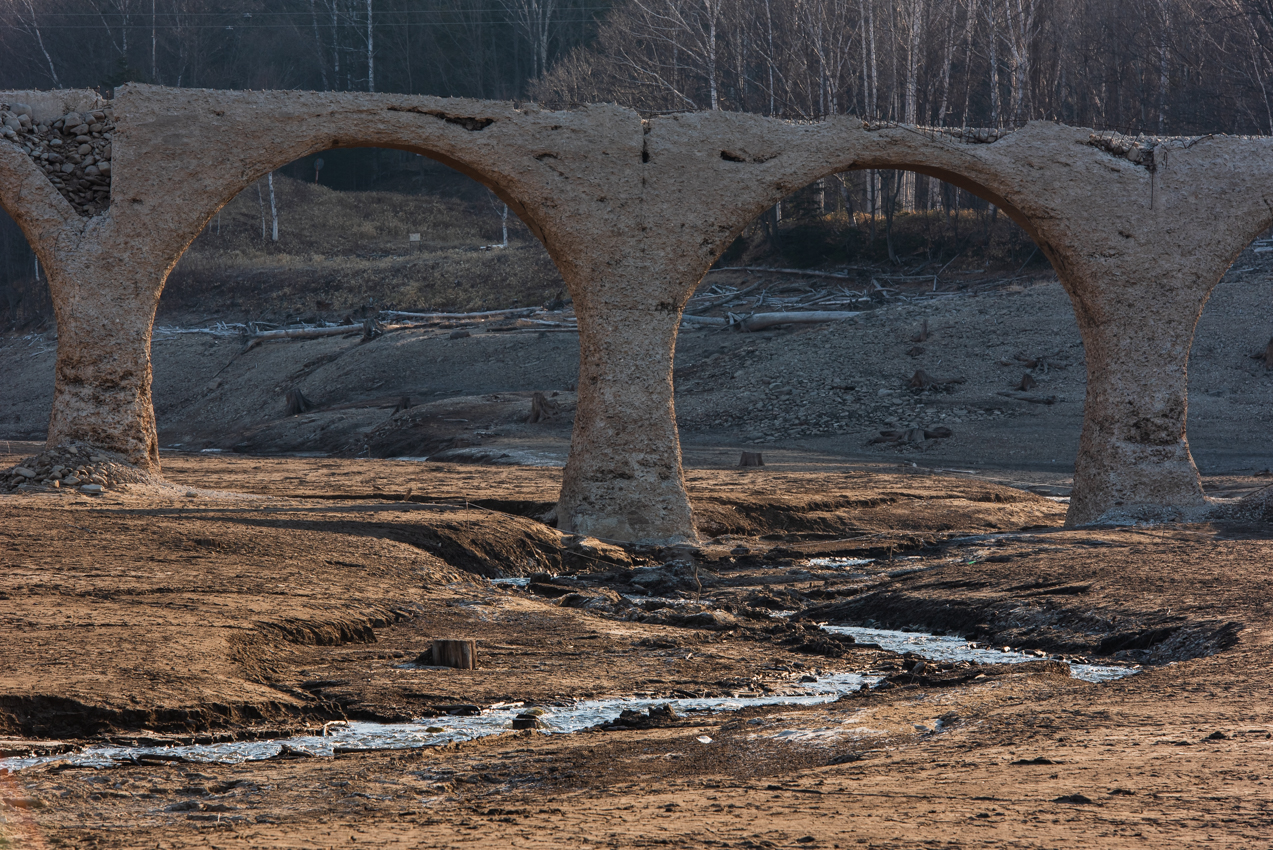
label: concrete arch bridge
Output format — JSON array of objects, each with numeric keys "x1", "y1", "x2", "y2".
[{"x1": 1, "y1": 85, "x2": 1270, "y2": 543}]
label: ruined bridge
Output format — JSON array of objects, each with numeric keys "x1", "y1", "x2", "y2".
[{"x1": 1, "y1": 84, "x2": 1271, "y2": 543}]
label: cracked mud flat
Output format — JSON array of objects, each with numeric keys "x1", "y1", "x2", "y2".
[{"x1": 1, "y1": 452, "x2": 1272, "y2": 848}]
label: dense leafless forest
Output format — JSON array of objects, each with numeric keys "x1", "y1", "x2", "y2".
[
  {"x1": 2, "y1": 0, "x2": 1273, "y2": 320},
  {"x1": 2, "y1": 0, "x2": 1271, "y2": 133}
]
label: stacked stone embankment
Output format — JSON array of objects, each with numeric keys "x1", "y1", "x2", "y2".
[
  {"x1": 1086, "y1": 132, "x2": 1164, "y2": 167},
  {"x1": 1, "y1": 102, "x2": 113, "y2": 216}
]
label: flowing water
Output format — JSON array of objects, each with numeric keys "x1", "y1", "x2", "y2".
[
  {"x1": 0, "y1": 626, "x2": 1137, "y2": 772},
  {"x1": 822, "y1": 626, "x2": 1139, "y2": 683}
]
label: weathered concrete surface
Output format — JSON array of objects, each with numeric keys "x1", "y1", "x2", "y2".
[
  {"x1": 0, "y1": 89, "x2": 165, "y2": 468},
  {"x1": 0, "y1": 86, "x2": 701, "y2": 543},
  {"x1": 3, "y1": 85, "x2": 1272, "y2": 538},
  {"x1": 634, "y1": 114, "x2": 1273, "y2": 525}
]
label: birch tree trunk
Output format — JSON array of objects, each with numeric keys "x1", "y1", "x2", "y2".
[
  {"x1": 706, "y1": 0, "x2": 720, "y2": 109},
  {"x1": 268, "y1": 172, "x2": 279, "y2": 242},
  {"x1": 366, "y1": 0, "x2": 374, "y2": 92},
  {"x1": 18, "y1": 0, "x2": 61, "y2": 88},
  {"x1": 764, "y1": 0, "x2": 776, "y2": 114},
  {"x1": 901, "y1": 0, "x2": 924, "y2": 210},
  {"x1": 310, "y1": 0, "x2": 330, "y2": 90},
  {"x1": 985, "y1": 0, "x2": 1001, "y2": 124},
  {"x1": 1005, "y1": 0, "x2": 1038, "y2": 123}
]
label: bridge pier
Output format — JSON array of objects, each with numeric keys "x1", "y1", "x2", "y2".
[
  {"x1": 6, "y1": 92, "x2": 1273, "y2": 539},
  {"x1": 46, "y1": 254, "x2": 163, "y2": 470},
  {"x1": 1061, "y1": 264, "x2": 1211, "y2": 525},
  {"x1": 555, "y1": 297, "x2": 697, "y2": 544}
]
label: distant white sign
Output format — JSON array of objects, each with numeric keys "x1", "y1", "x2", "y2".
[{"x1": 409, "y1": 233, "x2": 421, "y2": 242}]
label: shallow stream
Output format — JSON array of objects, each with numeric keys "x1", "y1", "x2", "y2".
[{"x1": 0, "y1": 625, "x2": 1139, "y2": 773}]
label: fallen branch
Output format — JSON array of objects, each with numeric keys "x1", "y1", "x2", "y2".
[
  {"x1": 379, "y1": 308, "x2": 538, "y2": 321},
  {"x1": 705, "y1": 266, "x2": 857, "y2": 280},
  {"x1": 682, "y1": 310, "x2": 860, "y2": 331},
  {"x1": 153, "y1": 325, "x2": 246, "y2": 338},
  {"x1": 870, "y1": 426, "x2": 953, "y2": 445},
  {"x1": 909, "y1": 369, "x2": 966, "y2": 390},
  {"x1": 996, "y1": 391, "x2": 1059, "y2": 405},
  {"x1": 686, "y1": 278, "x2": 768, "y2": 315},
  {"x1": 243, "y1": 323, "x2": 366, "y2": 351}
]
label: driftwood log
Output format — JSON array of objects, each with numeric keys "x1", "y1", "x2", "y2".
[
  {"x1": 380, "y1": 308, "x2": 537, "y2": 321},
  {"x1": 705, "y1": 266, "x2": 857, "y2": 280},
  {"x1": 870, "y1": 426, "x2": 953, "y2": 445},
  {"x1": 243, "y1": 323, "x2": 366, "y2": 351},
  {"x1": 432, "y1": 639, "x2": 476, "y2": 670},
  {"x1": 909, "y1": 370, "x2": 966, "y2": 390},
  {"x1": 685, "y1": 279, "x2": 768, "y2": 315},
  {"x1": 682, "y1": 310, "x2": 860, "y2": 332},
  {"x1": 997, "y1": 391, "x2": 1059, "y2": 405}
]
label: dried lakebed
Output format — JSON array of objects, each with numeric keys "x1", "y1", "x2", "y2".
[{"x1": 0, "y1": 627, "x2": 1135, "y2": 773}]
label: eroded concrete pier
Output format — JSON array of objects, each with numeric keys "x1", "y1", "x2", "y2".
[{"x1": 2, "y1": 85, "x2": 1271, "y2": 540}]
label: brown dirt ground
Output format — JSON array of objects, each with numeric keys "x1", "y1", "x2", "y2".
[{"x1": 1, "y1": 450, "x2": 1272, "y2": 848}]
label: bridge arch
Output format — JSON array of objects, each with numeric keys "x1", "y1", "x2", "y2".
[
  {"x1": 4, "y1": 85, "x2": 635, "y2": 477},
  {"x1": 7, "y1": 88, "x2": 1273, "y2": 538},
  {"x1": 639, "y1": 114, "x2": 1273, "y2": 526},
  {"x1": 155, "y1": 148, "x2": 569, "y2": 459}
]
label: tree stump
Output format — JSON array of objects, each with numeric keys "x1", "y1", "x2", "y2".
[
  {"x1": 739, "y1": 452, "x2": 764, "y2": 468},
  {"x1": 431, "y1": 639, "x2": 476, "y2": 670},
  {"x1": 527, "y1": 392, "x2": 559, "y2": 423},
  {"x1": 284, "y1": 388, "x2": 315, "y2": 416}
]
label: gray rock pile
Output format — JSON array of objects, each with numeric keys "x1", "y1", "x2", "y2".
[
  {"x1": 1, "y1": 442, "x2": 159, "y2": 495},
  {"x1": 1, "y1": 102, "x2": 113, "y2": 216},
  {"x1": 1088, "y1": 132, "x2": 1161, "y2": 167},
  {"x1": 861, "y1": 121, "x2": 1016, "y2": 144},
  {"x1": 939, "y1": 126, "x2": 1015, "y2": 144}
]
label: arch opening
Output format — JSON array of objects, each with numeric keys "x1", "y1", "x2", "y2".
[
  {"x1": 150, "y1": 147, "x2": 582, "y2": 467},
  {"x1": 674, "y1": 168, "x2": 1082, "y2": 510},
  {"x1": 0, "y1": 206, "x2": 54, "y2": 444},
  {"x1": 1185, "y1": 223, "x2": 1273, "y2": 506}
]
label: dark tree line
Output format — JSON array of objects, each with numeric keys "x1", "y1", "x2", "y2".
[
  {"x1": 527, "y1": 0, "x2": 1273, "y2": 246},
  {"x1": 3, "y1": 0, "x2": 1273, "y2": 316},
  {"x1": 0, "y1": 0, "x2": 611, "y2": 99},
  {"x1": 533, "y1": 0, "x2": 1273, "y2": 137}
]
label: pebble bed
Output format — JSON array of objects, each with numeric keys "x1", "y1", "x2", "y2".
[{"x1": 1, "y1": 442, "x2": 159, "y2": 495}]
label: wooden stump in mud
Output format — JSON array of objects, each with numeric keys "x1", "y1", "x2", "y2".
[
  {"x1": 284, "y1": 388, "x2": 315, "y2": 416},
  {"x1": 527, "y1": 392, "x2": 559, "y2": 423},
  {"x1": 739, "y1": 452, "x2": 764, "y2": 468},
  {"x1": 432, "y1": 639, "x2": 476, "y2": 670}
]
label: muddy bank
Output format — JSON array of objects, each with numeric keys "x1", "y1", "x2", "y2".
[
  {"x1": 0, "y1": 454, "x2": 1069, "y2": 740},
  {"x1": 1, "y1": 454, "x2": 1272, "y2": 847}
]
